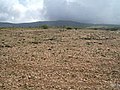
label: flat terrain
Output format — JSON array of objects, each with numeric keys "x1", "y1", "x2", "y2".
[{"x1": 0, "y1": 28, "x2": 120, "y2": 90}]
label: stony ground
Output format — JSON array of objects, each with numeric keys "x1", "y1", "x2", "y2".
[{"x1": 0, "y1": 28, "x2": 120, "y2": 90}]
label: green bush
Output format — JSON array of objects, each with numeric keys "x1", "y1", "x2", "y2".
[
  {"x1": 74, "y1": 27, "x2": 78, "y2": 30},
  {"x1": 41, "y1": 25, "x2": 49, "y2": 29},
  {"x1": 66, "y1": 27, "x2": 72, "y2": 30}
]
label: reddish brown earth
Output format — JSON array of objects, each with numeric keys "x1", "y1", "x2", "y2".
[{"x1": 0, "y1": 28, "x2": 120, "y2": 90}]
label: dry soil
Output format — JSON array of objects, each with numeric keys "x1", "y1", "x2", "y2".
[{"x1": 0, "y1": 28, "x2": 120, "y2": 90}]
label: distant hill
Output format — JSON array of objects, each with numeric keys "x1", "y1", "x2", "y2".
[
  {"x1": 0, "y1": 21, "x2": 93, "y2": 28},
  {"x1": 0, "y1": 20, "x2": 120, "y2": 28}
]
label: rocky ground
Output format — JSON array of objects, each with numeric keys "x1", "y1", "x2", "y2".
[{"x1": 0, "y1": 28, "x2": 120, "y2": 90}]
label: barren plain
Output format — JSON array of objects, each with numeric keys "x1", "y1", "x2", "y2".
[{"x1": 0, "y1": 28, "x2": 120, "y2": 90}]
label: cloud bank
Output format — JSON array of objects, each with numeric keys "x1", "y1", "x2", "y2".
[
  {"x1": 0, "y1": 0, "x2": 120, "y2": 24},
  {"x1": 0, "y1": 0, "x2": 44, "y2": 23}
]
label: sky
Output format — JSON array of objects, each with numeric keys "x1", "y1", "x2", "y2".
[{"x1": 0, "y1": 0, "x2": 120, "y2": 24}]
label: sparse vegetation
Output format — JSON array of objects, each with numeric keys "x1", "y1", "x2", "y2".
[
  {"x1": 108, "y1": 27, "x2": 119, "y2": 31},
  {"x1": 89, "y1": 26, "x2": 120, "y2": 31}
]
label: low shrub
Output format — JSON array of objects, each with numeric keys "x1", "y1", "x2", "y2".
[
  {"x1": 66, "y1": 27, "x2": 72, "y2": 30},
  {"x1": 41, "y1": 25, "x2": 49, "y2": 29}
]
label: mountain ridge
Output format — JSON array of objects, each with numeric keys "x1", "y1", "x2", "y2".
[{"x1": 0, "y1": 20, "x2": 120, "y2": 28}]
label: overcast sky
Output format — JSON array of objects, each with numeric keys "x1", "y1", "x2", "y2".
[{"x1": 0, "y1": 0, "x2": 120, "y2": 24}]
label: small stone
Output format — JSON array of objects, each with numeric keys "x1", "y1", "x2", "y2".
[{"x1": 0, "y1": 83, "x2": 3, "y2": 87}]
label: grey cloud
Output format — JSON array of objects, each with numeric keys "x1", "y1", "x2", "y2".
[
  {"x1": 44, "y1": 0, "x2": 120, "y2": 24},
  {"x1": 44, "y1": 0, "x2": 68, "y2": 20}
]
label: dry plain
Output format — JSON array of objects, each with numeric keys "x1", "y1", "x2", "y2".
[{"x1": 0, "y1": 28, "x2": 120, "y2": 90}]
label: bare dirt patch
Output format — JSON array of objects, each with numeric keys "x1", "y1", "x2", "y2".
[{"x1": 0, "y1": 29, "x2": 120, "y2": 90}]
